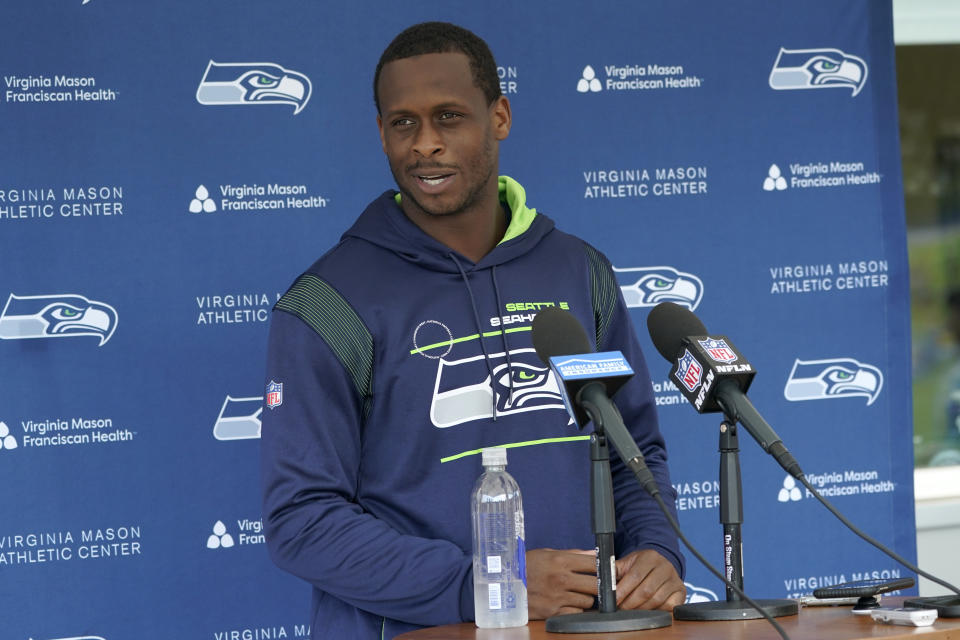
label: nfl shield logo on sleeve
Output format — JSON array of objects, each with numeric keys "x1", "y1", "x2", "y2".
[{"x1": 266, "y1": 380, "x2": 283, "y2": 409}]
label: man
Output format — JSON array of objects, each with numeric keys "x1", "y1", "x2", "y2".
[{"x1": 261, "y1": 22, "x2": 685, "y2": 639}]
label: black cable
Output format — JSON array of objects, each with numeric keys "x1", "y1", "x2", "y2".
[
  {"x1": 645, "y1": 486, "x2": 792, "y2": 640},
  {"x1": 797, "y1": 474, "x2": 960, "y2": 596}
]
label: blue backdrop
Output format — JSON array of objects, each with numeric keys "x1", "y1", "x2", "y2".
[{"x1": 0, "y1": 2, "x2": 913, "y2": 638}]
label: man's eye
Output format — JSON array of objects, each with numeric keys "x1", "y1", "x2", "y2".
[
  {"x1": 439, "y1": 112, "x2": 462, "y2": 121},
  {"x1": 392, "y1": 118, "x2": 414, "y2": 127}
]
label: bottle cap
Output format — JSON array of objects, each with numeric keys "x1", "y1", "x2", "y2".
[{"x1": 481, "y1": 447, "x2": 507, "y2": 467}]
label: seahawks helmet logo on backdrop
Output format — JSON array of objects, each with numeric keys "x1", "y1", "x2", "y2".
[
  {"x1": 768, "y1": 47, "x2": 868, "y2": 97},
  {"x1": 684, "y1": 582, "x2": 719, "y2": 604},
  {"x1": 614, "y1": 266, "x2": 704, "y2": 310},
  {"x1": 783, "y1": 357, "x2": 883, "y2": 405},
  {"x1": 430, "y1": 348, "x2": 565, "y2": 428},
  {"x1": 196, "y1": 60, "x2": 312, "y2": 114},
  {"x1": 212, "y1": 395, "x2": 263, "y2": 440},
  {"x1": 0, "y1": 293, "x2": 118, "y2": 346}
]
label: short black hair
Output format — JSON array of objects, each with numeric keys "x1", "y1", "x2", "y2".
[{"x1": 374, "y1": 22, "x2": 502, "y2": 113}]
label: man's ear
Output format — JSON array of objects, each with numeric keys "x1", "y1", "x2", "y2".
[{"x1": 491, "y1": 96, "x2": 511, "y2": 141}]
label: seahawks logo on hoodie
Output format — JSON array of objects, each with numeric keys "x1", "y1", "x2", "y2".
[{"x1": 430, "y1": 348, "x2": 565, "y2": 428}]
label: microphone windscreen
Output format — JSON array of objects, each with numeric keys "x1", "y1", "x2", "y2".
[
  {"x1": 646, "y1": 302, "x2": 708, "y2": 362},
  {"x1": 531, "y1": 306, "x2": 593, "y2": 366}
]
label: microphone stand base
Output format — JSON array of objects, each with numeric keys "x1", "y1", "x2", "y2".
[
  {"x1": 545, "y1": 609, "x2": 672, "y2": 633},
  {"x1": 673, "y1": 598, "x2": 798, "y2": 621}
]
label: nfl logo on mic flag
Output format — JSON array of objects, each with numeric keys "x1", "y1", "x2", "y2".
[
  {"x1": 675, "y1": 349, "x2": 703, "y2": 392},
  {"x1": 670, "y1": 335, "x2": 755, "y2": 413},
  {"x1": 698, "y1": 338, "x2": 737, "y2": 363}
]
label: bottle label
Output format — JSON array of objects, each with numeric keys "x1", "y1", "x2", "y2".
[
  {"x1": 487, "y1": 555, "x2": 502, "y2": 574},
  {"x1": 517, "y1": 535, "x2": 527, "y2": 586},
  {"x1": 487, "y1": 583, "x2": 502, "y2": 610}
]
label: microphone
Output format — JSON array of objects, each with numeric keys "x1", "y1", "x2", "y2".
[
  {"x1": 531, "y1": 306, "x2": 632, "y2": 427},
  {"x1": 533, "y1": 308, "x2": 815, "y2": 635},
  {"x1": 646, "y1": 304, "x2": 960, "y2": 602},
  {"x1": 531, "y1": 307, "x2": 658, "y2": 496},
  {"x1": 646, "y1": 302, "x2": 802, "y2": 478}
]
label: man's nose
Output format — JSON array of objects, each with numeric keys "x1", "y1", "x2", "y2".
[{"x1": 412, "y1": 122, "x2": 444, "y2": 157}]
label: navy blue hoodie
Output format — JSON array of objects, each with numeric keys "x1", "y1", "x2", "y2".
[{"x1": 260, "y1": 177, "x2": 683, "y2": 639}]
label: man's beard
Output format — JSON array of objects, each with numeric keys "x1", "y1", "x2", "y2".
[{"x1": 391, "y1": 137, "x2": 496, "y2": 218}]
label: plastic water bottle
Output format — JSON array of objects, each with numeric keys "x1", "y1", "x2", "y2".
[{"x1": 471, "y1": 447, "x2": 528, "y2": 628}]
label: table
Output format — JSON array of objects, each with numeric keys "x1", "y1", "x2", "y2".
[{"x1": 396, "y1": 599, "x2": 960, "y2": 640}]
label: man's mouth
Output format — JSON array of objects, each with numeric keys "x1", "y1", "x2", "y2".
[
  {"x1": 412, "y1": 171, "x2": 458, "y2": 192},
  {"x1": 416, "y1": 173, "x2": 453, "y2": 186}
]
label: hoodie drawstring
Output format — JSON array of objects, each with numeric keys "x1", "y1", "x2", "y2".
[
  {"x1": 491, "y1": 265, "x2": 515, "y2": 405},
  {"x1": 449, "y1": 253, "x2": 500, "y2": 421}
]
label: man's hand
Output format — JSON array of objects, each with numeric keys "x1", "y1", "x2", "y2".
[
  {"x1": 615, "y1": 549, "x2": 685, "y2": 611},
  {"x1": 525, "y1": 548, "x2": 598, "y2": 619}
]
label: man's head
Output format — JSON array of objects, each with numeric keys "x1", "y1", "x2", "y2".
[
  {"x1": 375, "y1": 23, "x2": 511, "y2": 222},
  {"x1": 373, "y1": 22, "x2": 501, "y2": 115}
]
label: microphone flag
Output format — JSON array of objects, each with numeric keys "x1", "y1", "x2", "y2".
[
  {"x1": 548, "y1": 352, "x2": 633, "y2": 427},
  {"x1": 669, "y1": 336, "x2": 756, "y2": 413}
]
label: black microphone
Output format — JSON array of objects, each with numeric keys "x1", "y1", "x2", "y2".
[
  {"x1": 646, "y1": 302, "x2": 802, "y2": 478},
  {"x1": 534, "y1": 309, "x2": 813, "y2": 636},
  {"x1": 647, "y1": 304, "x2": 960, "y2": 602},
  {"x1": 531, "y1": 306, "x2": 658, "y2": 496},
  {"x1": 531, "y1": 306, "x2": 632, "y2": 427}
]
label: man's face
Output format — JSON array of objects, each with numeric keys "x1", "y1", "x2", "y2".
[{"x1": 377, "y1": 52, "x2": 510, "y2": 219}]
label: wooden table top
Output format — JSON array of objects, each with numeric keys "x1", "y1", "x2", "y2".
[{"x1": 396, "y1": 599, "x2": 960, "y2": 640}]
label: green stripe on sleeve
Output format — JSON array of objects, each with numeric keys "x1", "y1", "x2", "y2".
[
  {"x1": 275, "y1": 274, "x2": 373, "y2": 408},
  {"x1": 584, "y1": 244, "x2": 618, "y2": 349}
]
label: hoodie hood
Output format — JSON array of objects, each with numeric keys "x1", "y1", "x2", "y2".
[{"x1": 341, "y1": 175, "x2": 555, "y2": 273}]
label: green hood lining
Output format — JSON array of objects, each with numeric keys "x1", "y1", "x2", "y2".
[{"x1": 392, "y1": 175, "x2": 537, "y2": 245}]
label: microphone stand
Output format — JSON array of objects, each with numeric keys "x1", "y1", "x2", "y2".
[
  {"x1": 546, "y1": 391, "x2": 672, "y2": 633},
  {"x1": 673, "y1": 420, "x2": 797, "y2": 620}
]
